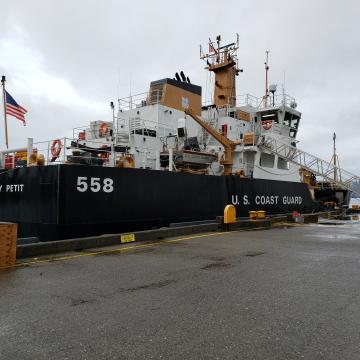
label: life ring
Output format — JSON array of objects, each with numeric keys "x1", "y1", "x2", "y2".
[
  {"x1": 51, "y1": 139, "x2": 62, "y2": 159},
  {"x1": 100, "y1": 145, "x2": 109, "y2": 162},
  {"x1": 99, "y1": 123, "x2": 109, "y2": 137},
  {"x1": 262, "y1": 120, "x2": 272, "y2": 130},
  {"x1": 100, "y1": 152, "x2": 109, "y2": 162}
]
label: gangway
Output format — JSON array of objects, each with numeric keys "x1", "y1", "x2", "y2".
[{"x1": 258, "y1": 135, "x2": 360, "y2": 197}]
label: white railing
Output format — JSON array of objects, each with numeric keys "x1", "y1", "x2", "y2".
[
  {"x1": 118, "y1": 89, "x2": 163, "y2": 111},
  {"x1": 259, "y1": 134, "x2": 360, "y2": 197},
  {"x1": 201, "y1": 93, "x2": 297, "y2": 110},
  {"x1": 0, "y1": 137, "x2": 121, "y2": 170},
  {"x1": 235, "y1": 94, "x2": 262, "y2": 108}
]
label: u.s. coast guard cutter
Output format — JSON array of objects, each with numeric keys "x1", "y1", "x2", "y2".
[{"x1": 0, "y1": 35, "x2": 356, "y2": 241}]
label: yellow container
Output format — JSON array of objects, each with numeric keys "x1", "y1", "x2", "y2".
[
  {"x1": 0, "y1": 223, "x2": 17, "y2": 269},
  {"x1": 249, "y1": 211, "x2": 257, "y2": 220},
  {"x1": 352, "y1": 204, "x2": 360, "y2": 210},
  {"x1": 257, "y1": 210, "x2": 266, "y2": 219}
]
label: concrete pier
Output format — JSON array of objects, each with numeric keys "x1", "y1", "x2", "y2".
[{"x1": 1, "y1": 220, "x2": 360, "y2": 359}]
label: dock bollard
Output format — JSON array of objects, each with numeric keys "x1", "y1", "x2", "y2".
[
  {"x1": 0, "y1": 223, "x2": 17, "y2": 269},
  {"x1": 224, "y1": 205, "x2": 236, "y2": 230},
  {"x1": 249, "y1": 211, "x2": 257, "y2": 220}
]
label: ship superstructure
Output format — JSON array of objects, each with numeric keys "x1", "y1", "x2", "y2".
[
  {"x1": 0, "y1": 35, "x2": 356, "y2": 241},
  {"x1": 69, "y1": 35, "x2": 302, "y2": 184}
]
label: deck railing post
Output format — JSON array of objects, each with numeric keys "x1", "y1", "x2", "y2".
[
  {"x1": 63, "y1": 137, "x2": 66, "y2": 163},
  {"x1": 27, "y1": 138, "x2": 33, "y2": 167}
]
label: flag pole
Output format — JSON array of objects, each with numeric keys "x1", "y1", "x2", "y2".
[{"x1": 1, "y1": 76, "x2": 9, "y2": 149}]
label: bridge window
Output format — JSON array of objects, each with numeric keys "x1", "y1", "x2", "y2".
[
  {"x1": 260, "y1": 153, "x2": 275, "y2": 168},
  {"x1": 290, "y1": 129, "x2": 297, "y2": 138},
  {"x1": 259, "y1": 111, "x2": 278, "y2": 123},
  {"x1": 278, "y1": 157, "x2": 289, "y2": 170},
  {"x1": 283, "y1": 112, "x2": 300, "y2": 130}
]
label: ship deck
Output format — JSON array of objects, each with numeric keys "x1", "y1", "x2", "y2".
[{"x1": 1, "y1": 220, "x2": 360, "y2": 359}]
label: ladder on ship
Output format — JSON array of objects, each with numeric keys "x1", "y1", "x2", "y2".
[{"x1": 258, "y1": 135, "x2": 360, "y2": 197}]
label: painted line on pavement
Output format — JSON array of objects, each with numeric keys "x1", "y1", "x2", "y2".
[{"x1": 5, "y1": 231, "x2": 236, "y2": 270}]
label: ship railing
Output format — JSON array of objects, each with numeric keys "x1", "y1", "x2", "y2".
[
  {"x1": 0, "y1": 138, "x2": 69, "y2": 169},
  {"x1": 73, "y1": 120, "x2": 130, "y2": 142},
  {"x1": 202, "y1": 93, "x2": 297, "y2": 111},
  {"x1": 273, "y1": 94, "x2": 297, "y2": 108},
  {"x1": 202, "y1": 94, "x2": 262, "y2": 109},
  {"x1": 235, "y1": 94, "x2": 262, "y2": 108},
  {"x1": 72, "y1": 125, "x2": 90, "y2": 140},
  {"x1": 118, "y1": 89, "x2": 163, "y2": 111},
  {"x1": 4, "y1": 138, "x2": 116, "y2": 169},
  {"x1": 259, "y1": 134, "x2": 360, "y2": 197},
  {"x1": 236, "y1": 93, "x2": 296, "y2": 109},
  {"x1": 0, "y1": 142, "x2": 32, "y2": 170}
]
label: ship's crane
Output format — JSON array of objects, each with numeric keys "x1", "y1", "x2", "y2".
[{"x1": 184, "y1": 108, "x2": 235, "y2": 176}]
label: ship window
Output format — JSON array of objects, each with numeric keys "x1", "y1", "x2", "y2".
[
  {"x1": 260, "y1": 111, "x2": 278, "y2": 123},
  {"x1": 278, "y1": 157, "x2": 289, "y2": 170},
  {"x1": 291, "y1": 118, "x2": 299, "y2": 129},
  {"x1": 290, "y1": 129, "x2": 297, "y2": 138},
  {"x1": 284, "y1": 112, "x2": 300, "y2": 129},
  {"x1": 131, "y1": 128, "x2": 157, "y2": 137},
  {"x1": 260, "y1": 153, "x2": 275, "y2": 168}
]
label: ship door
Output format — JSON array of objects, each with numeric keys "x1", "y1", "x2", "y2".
[
  {"x1": 244, "y1": 152, "x2": 255, "y2": 177},
  {"x1": 221, "y1": 124, "x2": 228, "y2": 138}
]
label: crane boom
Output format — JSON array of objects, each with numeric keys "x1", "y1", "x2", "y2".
[{"x1": 184, "y1": 108, "x2": 234, "y2": 175}]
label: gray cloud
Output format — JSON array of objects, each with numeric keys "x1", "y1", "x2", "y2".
[{"x1": 1, "y1": 0, "x2": 360, "y2": 172}]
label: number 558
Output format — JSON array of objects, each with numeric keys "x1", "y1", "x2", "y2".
[{"x1": 76, "y1": 177, "x2": 114, "y2": 193}]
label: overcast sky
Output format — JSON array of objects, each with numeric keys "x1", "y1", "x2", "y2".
[{"x1": 1, "y1": 0, "x2": 360, "y2": 172}]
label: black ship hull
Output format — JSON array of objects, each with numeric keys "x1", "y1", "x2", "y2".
[
  {"x1": 0, "y1": 165, "x2": 320, "y2": 241},
  {"x1": 314, "y1": 183, "x2": 351, "y2": 208}
]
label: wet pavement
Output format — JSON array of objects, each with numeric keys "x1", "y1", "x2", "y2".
[{"x1": 1, "y1": 220, "x2": 360, "y2": 359}]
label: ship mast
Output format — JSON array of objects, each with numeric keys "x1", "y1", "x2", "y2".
[
  {"x1": 200, "y1": 34, "x2": 241, "y2": 108},
  {"x1": 332, "y1": 132, "x2": 337, "y2": 181},
  {"x1": 263, "y1": 50, "x2": 270, "y2": 107}
]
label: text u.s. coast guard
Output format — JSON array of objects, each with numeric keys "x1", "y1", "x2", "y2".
[{"x1": 232, "y1": 194, "x2": 302, "y2": 206}]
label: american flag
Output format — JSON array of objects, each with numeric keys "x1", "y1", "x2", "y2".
[
  {"x1": 209, "y1": 43, "x2": 216, "y2": 53},
  {"x1": 5, "y1": 90, "x2": 27, "y2": 125}
]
